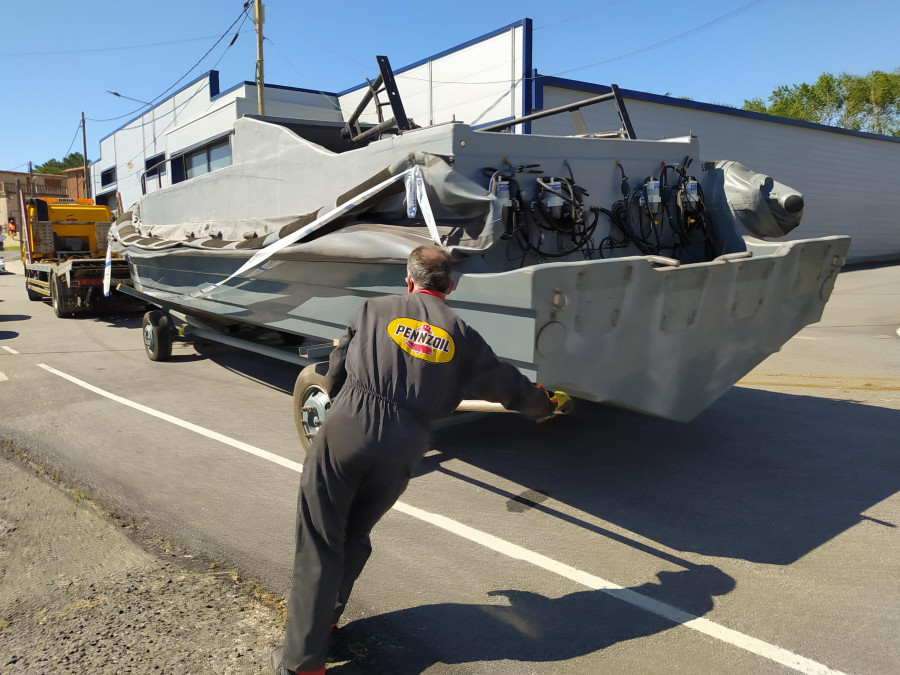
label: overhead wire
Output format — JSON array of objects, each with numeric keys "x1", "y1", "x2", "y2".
[
  {"x1": 263, "y1": 37, "x2": 350, "y2": 116},
  {"x1": 86, "y1": 1, "x2": 253, "y2": 123},
  {"x1": 84, "y1": 0, "x2": 765, "y2": 138},
  {"x1": 551, "y1": 0, "x2": 766, "y2": 78},
  {"x1": 91, "y1": 2, "x2": 253, "y2": 188},
  {"x1": 62, "y1": 120, "x2": 84, "y2": 161},
  {"x1": 389, "y1": 0, "x2": 765, "y2": 88},
  {"x1": 27, "y1": 119, "x2": 86, "y2": 173},
  {"x1": 532, "y1": 0, "x2": 621, "y2": 31},
  {"x1": 0, "y1": 32, "x2": 255, "y2": 58},
  {"x1": 98, "y1": 76, "x2": 218, "y2": 188}
]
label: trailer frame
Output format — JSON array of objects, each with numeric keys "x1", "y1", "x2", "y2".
[{"x1": 117, "y1": 283, "x2": 521, "y2": 451}]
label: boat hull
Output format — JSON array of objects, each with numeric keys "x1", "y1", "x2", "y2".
[{"x1": 125, "y1": 233, "x2": 850, "y2": 421}]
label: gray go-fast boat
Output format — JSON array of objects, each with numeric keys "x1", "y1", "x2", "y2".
[{"x1": 112, "y1": 69, "x2": 850, "y2": 424}]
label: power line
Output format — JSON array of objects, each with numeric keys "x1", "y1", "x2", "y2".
[
  {"x1": 94, "y1": 80, "x2": 212, "y2": 189},
  {"x1": 0, "y1": 31, "x2": 254, "y2": 57},
  {"x1": 552, "y1": 0, "x2": 766, "y2": 78},
  {"x1": 96, "y1": 4, "x2": 253, "y2": 187},
  {"x1": 532, "y1": 0, "x2": 621, "y2": 31},
  {"x1": 263, "y1": 37, "x2": 347, "y2": 115},
  {"x1": 87, "y1": 2, "x2": 253, "y2": 124},
  {"x1": 63, "y1": 120, "x2": 83, "y2": 159},
  {"x1": 387, "y1": 0, "x2": 764, "y2": 88}
]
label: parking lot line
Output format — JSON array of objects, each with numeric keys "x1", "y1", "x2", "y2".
[
  {"x1": 38, "y1": 363, "x2": 302, "y2": 473},
  {"x1": 38, "y1": 362, "x2": 849, "y2": 675}
]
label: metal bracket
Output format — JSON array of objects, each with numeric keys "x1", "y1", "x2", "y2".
[{"x1": 298, "y1": 341, "x2": 336, "y2": 360}]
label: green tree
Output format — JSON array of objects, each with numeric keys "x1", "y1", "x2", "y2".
[
  {"x1": 742, "y1": 69, "x2": 900, "y2": 137},
  {"x1": 840, "y1": 70, "x2": 900, "y2": 135},
  {"x1": 34, "y1": 152, "x2": 87, "y2": 175},
  {"x1": 742, "y1": 98, "x2": 768, "y2": 114}
]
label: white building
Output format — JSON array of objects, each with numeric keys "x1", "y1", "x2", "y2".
[
  {"x1": 92, "y1": 18, "x2": 899, "y2": 264},
  {"x1": 529, "y1": 77, "x2": 900, "y2": 264},
  {"x1": 91, "y1": 71, "x2": 342, "y2": 215}
]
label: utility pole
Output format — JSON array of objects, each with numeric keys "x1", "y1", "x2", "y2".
[
  {"x1": 81, "y1": 112, "x2": 91, "y2": 199},
  {"x1": 255, "y1": 0, "x2": 265, "y2": 115}
]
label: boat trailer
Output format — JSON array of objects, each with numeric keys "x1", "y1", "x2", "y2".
[{"x1": 118, "y1": 284, "x2": 521, "y2": 452}]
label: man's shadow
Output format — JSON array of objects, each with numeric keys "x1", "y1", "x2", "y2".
[{"x1": 330, "y1": 565, "x2": 734, "y2": 673}]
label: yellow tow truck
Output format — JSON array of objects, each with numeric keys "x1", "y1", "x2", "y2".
[{"x1": 21, "y1": 194, "x2": 132, "y2": 317}]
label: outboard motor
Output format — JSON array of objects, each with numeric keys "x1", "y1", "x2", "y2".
[{"x1": 700, "y1": 160, "x2": 805, "y2": 243}]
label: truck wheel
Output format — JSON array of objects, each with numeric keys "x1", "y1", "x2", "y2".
[
  {"x1": 25, "y1": 276, "x2": 42, "y2": 301},
  {"x1": 142, "y1": 310, "x2": 173, "y2": 361},
  {"x1": 50, "y1": 274, "x2": 72, "y2": 318},
  {"x1": 293, "y1": 364, "x2": 331, "y2": 452}
]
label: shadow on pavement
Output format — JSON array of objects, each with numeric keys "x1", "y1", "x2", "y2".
[
  {"x1": 192, "y1": 341, "x2": 300, "y2": 395},
  {"x1": 429, "y1": 386, "x2": 899, "y2": 565},
  {"x1": 330, "y1": 565, "x2": 734, "y2": 673},
  {"x1": 167, "y1": 339, "x2": 899, "y2": 566}
]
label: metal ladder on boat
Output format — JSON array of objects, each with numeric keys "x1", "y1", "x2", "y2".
[{"x1": 342, "y1": 55, "x2": 412, "y2": 144}]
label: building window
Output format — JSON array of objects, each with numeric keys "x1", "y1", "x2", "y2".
[
  {"x1": 184, "y1": 137, "x2": 231, "y2": 180},
  {"x1": 170, "y1": 136, "x2": 232, "y2": 185},
  {"x1": 95, "y1": 191, "x2": 115, "y2": 208},
  {"x1": 143, "y1": 154, "x2": 167, "y2": 194},
  {"x1": 100, "y1": 167, "x2": 116, "y2": 187}
]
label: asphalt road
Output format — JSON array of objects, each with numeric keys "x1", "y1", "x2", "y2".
[{"x1": 1, "y1": 248, "x2": 898, "y2": 674}]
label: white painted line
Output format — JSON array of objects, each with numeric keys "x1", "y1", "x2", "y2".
[
  {"x1": 0, "y1": 372, "x2": 8, "y2": 382},
  {"x1": 37, "y1": 364, "x2": 302, "y2": 473},
  {"x1": 2, "y1": 346, "x2": 19, "y2": 354},
  {"x1": 40, "y1": 363, "x2": 848, "y2": 675},
  {"x1": 896, "y1": 327, "x2": 900, "y2": 339},
  {"x1": 395, "y1": 501, "x2": 847, "y2": 675}
]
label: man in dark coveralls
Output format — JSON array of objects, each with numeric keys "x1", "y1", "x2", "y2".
[{"x1": 272, "y1": 245, "x2": 572, "y2": 675}]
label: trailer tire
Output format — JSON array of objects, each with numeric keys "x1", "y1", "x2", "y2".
[
  {"x1": 293, "y1": 363, "x2": 331, "y2": 452},
  {"x1": 50, "y1": 274, "x2": 72, "y2": 318},
  {"x1": 25, "y1": 276, "x2": 42, "y2": 301},
  {"x1": 142, "y1": 310, "x2": 173, "y2": 361}
]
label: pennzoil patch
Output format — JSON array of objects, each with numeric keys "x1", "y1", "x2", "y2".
[{"x1": 387, "y1": 318, "x2": 455, "y2": 363}]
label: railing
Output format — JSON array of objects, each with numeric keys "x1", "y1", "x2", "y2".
[
  {"x1": 2, "y1": 182, "x2": 70, "y2": 197},
  {"x1": 479, "y1": 84, "x2": 637, "y2": 139}
]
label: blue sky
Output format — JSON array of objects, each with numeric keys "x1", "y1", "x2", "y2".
[{"x1": 1, "y1": 0, "x2": 897, "y2": 171}]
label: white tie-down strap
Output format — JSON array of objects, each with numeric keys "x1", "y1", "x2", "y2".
[
  {"x1": 102, "y1": 243, "x2": 112, "y2": 297},
  {"x1": 139, "y1": 165, "x2": 444, "y2": 303},
  {"x1": 405, "y1": 168, "x2": 417, "y2": 218},
  {"x1": 407, "y1": 165, "x2": 443, "y2": 247}
]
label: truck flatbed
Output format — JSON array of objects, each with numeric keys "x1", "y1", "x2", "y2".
[{"x1": 20, "y1": 195, "x2": 134, "y2": 316}]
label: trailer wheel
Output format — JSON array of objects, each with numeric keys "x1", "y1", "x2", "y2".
[
  {"x1": 50, "y1": 274, "x2": 72, "y2": 318},
  {"x1": 293, "y1": 363, "x2": 331, "y2": 452},
  {"x1": 142, "y1": 310, "x2": 173, "y2": 361},
  {"x1": 25, "y1": 276, "x2": 42, "y2": 301}
]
